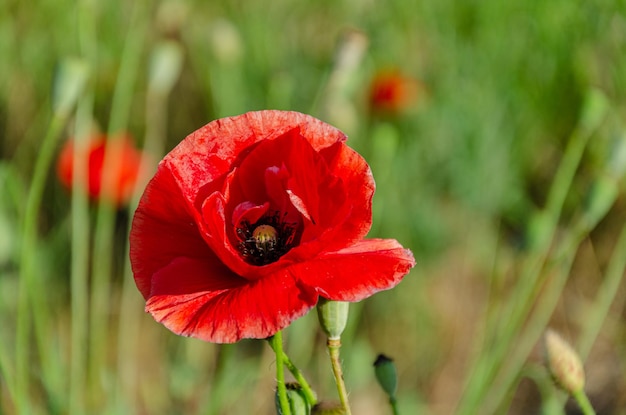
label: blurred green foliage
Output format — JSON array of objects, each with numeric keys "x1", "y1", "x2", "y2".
[{"x1": 1, "y1": 0, "x2": 626, "y2": 414}]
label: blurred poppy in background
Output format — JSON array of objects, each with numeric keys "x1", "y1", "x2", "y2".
[
  {"x1": 130, "y1": 110, "x2": 415, "y2": 343},
  {"x1": 57, "y1": 133, "x2": 150, "y2": 207},
  {"x1": 368, "y1": 69, "x2": 421, "y2": 114}
]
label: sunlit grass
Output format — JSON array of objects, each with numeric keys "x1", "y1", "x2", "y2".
[{"x1": 2, "y1": 0, "x2": 626, "y2": 414}]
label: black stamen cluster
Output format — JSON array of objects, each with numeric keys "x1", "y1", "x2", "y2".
[{"x1": 236, "y1": 211, "x2": 298, "y2": 266}]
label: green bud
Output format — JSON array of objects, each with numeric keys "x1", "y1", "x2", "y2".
[
  {"x1": 311, "y1": 401, "x2": 346, "y2": 415},
  {"x1": 275, "y1": 382, "x2": 311, "y2": 415},
  {"x1": 373, "y1": 354, "x2": 398, "y2": 398},
  {"x1": 316, "y1": 298, "x2": 349, "y2": 340},
  {"x1": 544, "y1": 329, "x2": 585, "y2": 395}
]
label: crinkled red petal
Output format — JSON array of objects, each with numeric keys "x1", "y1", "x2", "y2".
[
  {"x1": 291, "y1": 239, "x2": 415, "y2": 301},
  {"x1": 291, "y1": 142, "x2": 374, "y2": 257},
  {"x1": 130, "y1": 166, "x2": 212, "y2": 298},
  {"x1": 163, "y1": 111, "x2": 347, "y2": 207},
  {"x1": 146, "y1": 257, "x2": 319, "y2": 343}
]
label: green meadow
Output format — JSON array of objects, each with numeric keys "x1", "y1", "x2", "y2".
[{"x1": 1, "y1": 0, "x2": 625, "y2": 413}]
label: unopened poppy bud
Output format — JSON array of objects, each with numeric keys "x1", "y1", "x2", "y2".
[
  {"x1": 543, "y1": 329, "x2": 585, "y2": 394},
  {"x1": 311, "y1": 401, "x2": 346, "y2": 415},
  {"x1": 316, "y1": 298, "x2": 349, "y2": 340},
  {"x1": 275, "y1": 382, "x2": 311, "y2": 415},
  {"x1": 373, "y1": 354, "x2": 398, "y2": 398}
]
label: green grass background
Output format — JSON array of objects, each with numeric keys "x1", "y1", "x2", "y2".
[{"x1": 1, "y1": 0, "x2": 626, "y2": 413}]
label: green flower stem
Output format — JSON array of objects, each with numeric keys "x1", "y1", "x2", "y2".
[
  {"x1": 88, "y1": 0, "x2": 146, "y2": 403},
  {"x1": 484, "y1": 222, "x2": 590, "y2": 413},
  {"x1": 68, "y1": 91, "x2": 94, "y2": 415},
  {"x1": 267, "y1": 334, "x2": 317, "y2": 406},
  {"x1": 456, "y1": 89, "x2": 607, "y2": 415},
  {"x1": 390, "y1": 396, "x2": 400, "y2": 415},
  {"x1": 578, "y1": 220, "x2": 626, "y2": 358},
  {"x1": 280, "y1": 351, "x2": 317, "y2": 406},
  {"x1": 15, "y1": 111, "x2": 69, "y2": 414},
  {"x1": 327, "y1": 338, "x2": 352, "y2": 415},
  {"x1": 572, "y1": 390, "x2": 596, "y2": 415},
  {"x1": 270, "y1": 331, "x2": 291, "y2": 415}
]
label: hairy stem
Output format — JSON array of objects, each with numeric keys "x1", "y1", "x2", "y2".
[
  {"x1": 327, "y1": 338, "x2": 351, "y2": 415},
  {"x1": 270, "y1": 331, "x2": 291, "y2": 415},
  {"x1": 267, "y1": 341, "x2": 317, "y2": 407}
]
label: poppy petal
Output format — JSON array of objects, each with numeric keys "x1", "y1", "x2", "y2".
[
  {"x1": 292, "y1": 143, "x2": 374, "y2": 257},
  {"x1": 146, "y1": 260, "x2": 319, "y2": 343},
  {"x1": 163, "y1": 111, "x2": 347, "y2": 205},
  {"x1": 130, "y1": 166, "x2": 211, "y2": 298},
  {"x1": 292, "y1": 239, "x2": 415, "y2": 301}
]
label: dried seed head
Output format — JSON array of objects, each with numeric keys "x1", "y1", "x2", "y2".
[{"x1": 543, "y1": 329, "x2": 585, "y2": 394}]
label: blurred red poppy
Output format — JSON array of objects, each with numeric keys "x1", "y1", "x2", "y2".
[
  {"x1": 130, "y1": 110, "x2": 415, "y2": 343},
  {"x1": 57, "y1": 133, "x2": 148, "y2": 206},
  {"x1": 369, "y1": 70, "x2": 420, "y2": 114}
]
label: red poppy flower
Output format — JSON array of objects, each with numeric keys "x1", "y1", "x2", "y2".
[
  {"x1": 369, "y1": 70, "x2": 420, "y2": 114},
  {"x1": 130, "y1": 110, "x2": 415, "y2": 343},
  {"x1": 57, "y1": 133, "x2": 148, "y2": 206}
]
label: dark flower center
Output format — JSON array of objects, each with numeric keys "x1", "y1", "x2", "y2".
[{"x1": 236, "y1": 211, "x2": 298, "y2": 266}]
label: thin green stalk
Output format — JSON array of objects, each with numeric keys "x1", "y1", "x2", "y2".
[
  {"x1": 545, "y1": 220, "x2": 626, "y2": 412},
  {"x1": 114, "y1": 262, "x2": 142, "y2": 412},
  {"x1": 578, "y1": 220, "x2": 626, "y2": 359},
  {"x1": 456, "y1": 90, "x2": 606, "y2": 415},
  {"x1": 486, "y1": 187, "x2": 617, "y2": 413},
  {"x1": 15, "y1": 112, "x2": 70, "y2": 414},
  {"x1": 389, "y1": 396, "x2": 400, "y2": 415},
  {"x1": 487, "y1": 162, "x2": 622, "y2": 413},
  {"x1": 88, "y1": 0, "x2": 146, "y2": 400},
  {"x1": 68, "y1": 93, "x2": 93, "y2": 415},
  {"x1": 572, "y1": 390, "x2": 596, "y2": 415},
  {"x1": 270, "y1": 331, "x2": 291, "y2": 415},
  {"x1": 15, "y1": 57, "x2": 89, "y2": 415},
  {"x1": 282, "y1": 353, "x2": 317, "y2": 407},
  {"x1": 0, "y1": 333, "x2": 16, "y2": 409},
  {"x1": 115, "y1": 38, "x2": 182, "y2": 412},
  {"x1": 327, "y1": 339, "x2": 351, "y2": 415},
  {"x1": 485, "y1": 229, "x2": 582, "y2": 413},
  {"x1": 268, "y1": 338, "x2": 317, "y2": 407}
]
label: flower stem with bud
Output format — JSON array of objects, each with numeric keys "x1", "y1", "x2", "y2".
[
  {"x1": 317, "y1": 299, "x2": 351, "y2": 415},
  {"x1": 374, "y1": 354, "x2": 399, "y2": 415},
  {"x1": 267, "y1": 339, "x2": 317, "y2": 407},
  {"x1": 543, "y1": 329, "x2": 596, "y2": 415}
]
